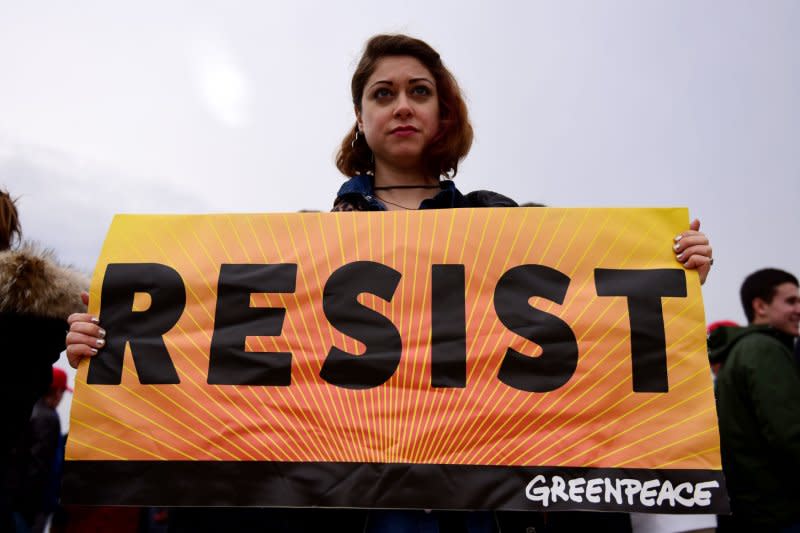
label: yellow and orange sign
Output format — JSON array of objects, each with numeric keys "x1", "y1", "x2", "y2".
[{"x1": 64, "y1": 208, "x2": 726, "y2": 512}]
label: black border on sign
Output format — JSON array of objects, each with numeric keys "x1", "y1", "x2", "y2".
[{"x1": 62, "y1": 461, "x2": 729, "y2": 513}]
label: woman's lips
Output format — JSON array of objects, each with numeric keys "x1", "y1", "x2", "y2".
[{"x1": 391, "y1": 126, "x2": 418, "y2": 137}]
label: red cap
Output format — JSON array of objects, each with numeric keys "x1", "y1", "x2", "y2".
[
  {"x1": 707, "y1": 320, "x2": 739, "y2": 335},
  {"x1": 51, "y1": 367, "x2": 73, "y2": 392}
]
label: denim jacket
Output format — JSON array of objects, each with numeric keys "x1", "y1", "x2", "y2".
[{"x1": 332, "y1": 174, "x2": 517, "y2": 212}]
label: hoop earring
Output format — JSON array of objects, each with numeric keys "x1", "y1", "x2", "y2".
[{"x1": 351, "y1": 130, "x2": 360, "y2": 149}]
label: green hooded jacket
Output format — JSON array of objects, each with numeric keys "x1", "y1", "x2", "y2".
[{"x1": 709, "y1": 324, "x2": 800, "y2": 529}]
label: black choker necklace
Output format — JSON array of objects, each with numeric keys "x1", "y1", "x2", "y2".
[{"x1": 373, "y1": 184, "x2": 442, "y2": 191}]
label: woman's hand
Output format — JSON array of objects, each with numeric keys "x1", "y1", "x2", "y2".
[
  {"x1": 66, "y1": 291, "x2": 105, "y2": 368},
  {"x1": 674, "y1": 219, "x2": 713, "y2": 285}
]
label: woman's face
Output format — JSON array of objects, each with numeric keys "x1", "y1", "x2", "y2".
[{"x1": 356, "y1": 55, "x2": 440, "y2": 174}]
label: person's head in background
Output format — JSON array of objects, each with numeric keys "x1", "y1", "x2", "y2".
[
  {"x1": 337, "y1": 34, "x2": 472, "y2": 182},
  {"x1": 740, "y1": 268, "x2": 800, "y2": 337},
  {"x1": 0, "y1": 189, "x2": 21, "y2": 251},
  {"x1": 44, "y1": 367, "x2": 72, "y2": 409},
  {"x1": 706, "y1": 320, "x2": 740, "y2": 375}
]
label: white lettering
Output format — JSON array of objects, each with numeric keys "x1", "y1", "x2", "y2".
[
  {"x1": 522, "y1": 475, "x2": 717, "y2": 510},
  {"x1": 551, "y1": 476, "x2": 569, "y2": 504},
  {"x1": 525, "y1": 475, "x2": 549, "y2": 507},
  {"x1": 656, "y1": 480, "x2": 676, "y2": 507},
  {"x1": 694, "y1": 481, "x2": 719, "y2": 507},
  {"x1": 605, "y1": 477, "x2": 623, "y2": 504},
  {"x1": 621, "y1": 479, "x2": 642, "y2": 505},
  {"x1": 586, "y1": 478, "x2": 603, "y2": 503},
  {"x1": 675, "y1": 482, "x2": 694, "y2": 507},
  {"x1": 640, "y1": 480, "x2": 659, "y2": 507},
  {"x1": 567, "y1": 478, "x2": 585, "y2": 503}
]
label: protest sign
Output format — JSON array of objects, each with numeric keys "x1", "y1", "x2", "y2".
[{"x1": 63, "y1": 208, "x2": 727, "y2": 513}]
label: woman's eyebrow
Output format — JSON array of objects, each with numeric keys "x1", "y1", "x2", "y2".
[
  {"x1": 367, "y1": 80, "x2": 393, "y2": 90},
  {"x1": 367, "y1": 77, "x2": 434, "y2": 91}
]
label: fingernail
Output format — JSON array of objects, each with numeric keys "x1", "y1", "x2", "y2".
[
  {"x1": 676, "y1": 253, "x2": 684, "y2": 261},
  {"x1": 96, "y1": 338, "x2": 105, "y2": 348},
  {"x1": 90, "y1": 348, "x2": 98, "y2": 355},
  {"x1": 673, "y1": 243, "x2": 681, "y2": 251},
  {"x1": 98, "y1": 328, "x2": 106, "y2": 338},
  {"x1": 90, "y1": 317, "x2": 100, "y2": 324},
  {"x1": 674, "y1": 235, "x2": 683, "y2": 242}
]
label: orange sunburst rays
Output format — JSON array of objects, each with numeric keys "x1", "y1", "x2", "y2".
[
  {"x1": 422, "y1": 207, "x2": 522, "y2": 463},
  {"x1": 484, "y1": 214, "x2": 664, "y2": 466},
  {"x1": 431, "y1": 208, "x2": 586, "y2": 464},
  {"x1": 418, "y1": 209, "x2": 713, "y2": 469},
  {"x1": 454, "y1": 208, "x2": 606, "y2": 466},
  {"x1": 72, "y1": 221, "x2": 264, "y2": 461},
  {"x1": 69, "y1": 209, "x2": 716, "y2": 471},
  {"x1": 498, "y1": 212, "x2": 711, "y2": 469}
]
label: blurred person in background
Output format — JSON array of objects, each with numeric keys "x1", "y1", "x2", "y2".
[
  {"x1": 0, "y1": 189, "x2": 88, "y2": 531},
  {"x1": 710, "y1": 268, "x2": 800, "y2": 532},
  {"x1": 706, "y1": 320, "x2": 740, "y2": 377},
  {"x1": 7, "y1": 367, "x2": 71, "y2": 532}
]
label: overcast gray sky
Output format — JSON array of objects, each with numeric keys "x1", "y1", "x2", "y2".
[{"x1": 1, "y1": 0, "x2": 798, "y2": 332}]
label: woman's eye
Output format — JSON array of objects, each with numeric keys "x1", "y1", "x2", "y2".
[
  {"x1": 374, "y1": 88, "x2": 392, "y2": 99},
  {"x1": 412, "y1": 85, "x2": 432, "y2": 96}
]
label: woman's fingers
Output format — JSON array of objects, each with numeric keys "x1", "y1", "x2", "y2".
[
  {"x1": 675, "y1": 244, "x2": 713, "y2": 264},
  {"x1": 69, "y1": 320, "x2": 106, "y2": 339},
  {"x1": 68, "y1": 312, "x2": 98, "y2": 326},
  {"x1": 675, "y1": 235, "x2": 709, "y2": 249},
  {"x1": 66, "y1": 330, "x2": 105, "y2": 350},
  {"x1": 674, "y1": 232, "x2": 709, "y2": 251},
  {"x1": 66, "y1": 308, "x2": 104, "y2": 368},
  {"x1": 66, "y1": 337, "x2": 103, "y2": 368},
  {"x1": 674, "y1": 219, "x2": 713, "y2": 285},
  {"x1": 675, "y1": 246, "x2": 712, "y2": 284},
  {"x1": 674, "y1": 226, "x2": 711, "y2": 265},
  {"x1": 685, "y1": 254, "x2": 712, "y2": 285},
  {"x1": 681, "y1": 250, "x2": 713, "y2": 270}
]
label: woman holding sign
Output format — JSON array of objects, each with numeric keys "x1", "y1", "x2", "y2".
[{"x1": 65, "y1": 34, "x2": 713, "y2": 533}]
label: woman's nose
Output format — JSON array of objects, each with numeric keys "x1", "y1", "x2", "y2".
[{"x1": 393, "y1": 93, "x2": 413, "y2": 119}]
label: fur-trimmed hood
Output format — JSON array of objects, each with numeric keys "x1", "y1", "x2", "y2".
[{"x1": 0, "y1": 244, "x2": 89, "y2": 319}]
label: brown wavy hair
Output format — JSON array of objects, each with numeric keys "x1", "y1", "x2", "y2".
[
  {"x1": 336, "y1": 34, "x2": 473, "y2": 179},
  {"x1": 0, "y1": 189, "x2": 21, "y2": 251}
]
